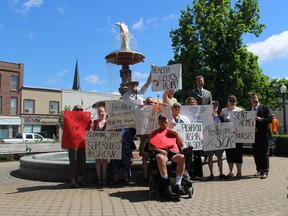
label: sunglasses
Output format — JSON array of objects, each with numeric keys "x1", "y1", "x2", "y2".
[
  {"x1": 75, "y1": 108, "x2": 83, "y2": 111},
  {"x1": 229, "y1": 100, "x2": 236, "y2": 103},
  {"x1": 173, "y1": 106, "x2": 181, "y2": 109}
]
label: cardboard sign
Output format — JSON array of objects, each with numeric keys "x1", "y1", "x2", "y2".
[
  {"x1": 173, "y1": 123, "x2": 203, "y2": 150},
  {"x1": 86, "y1": 131, "x2": 122, "y2": 160},
  {"x1": 181, "y1": 105, "x2": 213, "y2": 126},
  {"x1": 203, "y1": 122, "x2": 236, "y2": 151},
  {"x1": 151, "y1": 64, "x2": 182, "y2": 91},
  {"x1": 61, "y1": 111, "x2": 91, "y2": 148},
  {"x1": 231, "y1": 111, "x2": 256, "y2": 143},
  {"x1": 135, "y1": 104, "x2": 171, "y2": 135},
  {"x1": 106, "y1": 100, "x2": 141, "y2": 129}
]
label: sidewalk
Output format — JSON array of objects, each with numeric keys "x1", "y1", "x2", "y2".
[{"x1": 0, "y1": 155, "x2": 287, "y2": 216}]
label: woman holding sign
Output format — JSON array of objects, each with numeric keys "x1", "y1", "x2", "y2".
[
  {"x1": 219, "y1": 95, "x2": 243, "y2": 178},
  {"x1": 92, "y1": 106, "x2": 108, "y2": 186}
]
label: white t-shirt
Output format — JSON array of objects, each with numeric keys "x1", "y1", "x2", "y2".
[{"x1": 221, "y1": 106, "x2": 242, "y2": 122}]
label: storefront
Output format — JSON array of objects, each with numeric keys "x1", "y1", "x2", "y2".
[
  {"x1": 0, "y1": 117, "x2": 21, "y2": 138},
  {"x1": 22, "y1": 116, "x2": 59, "y2": 139}
]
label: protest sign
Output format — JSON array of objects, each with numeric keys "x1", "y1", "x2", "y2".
[
  {"x1": 86, "y1": 131, "x2": 122, "y2": 160},
  {"x1": 173, "y1": 123, "x2": 203, "y2": 150},
  {"x1": 151, "y1": 64, "x2": 182, "y2": 91},
  {"x1": 61, "y1": 111, "x2": 91, "y2": 148},
  {"x1": 135, "y1": 104, "x2": 171, "y2": 135},
  {"x1": 203, "y1": 122, "x2": 236, "y2": 151},
  {"x1": 231, "y1": 111, "x2": 256, "y2": 143},
  {"x1": 181, "y1": 105, "x2": 213, "y2": 126},
  {"x1": 106, "y1": 100, "x2": 141, "y2": 130}
]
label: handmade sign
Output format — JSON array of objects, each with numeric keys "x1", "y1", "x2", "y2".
[
  {"x1": 231, "y1": 111, "x2": 256, "y2": 143},
  {"x1": 181, "y1": 105, "x2": 213, "y2": 126},
  {"x1": 203, "y1": 122, "x2": 236, "y2": 151},
  {"x1": 86, "y1": 131, "x2": 122, "y2": 160},
  {"x1": 106, "y1": 100, "x2": 141, "y2": 129},
  {"x1": 135, "y1": 104, "x2": 170, "y2": 135},
  {"x1": 151, "y1": 64, "x2": 182, "y2": 91},
  {"x1": 61, "y1": 111, "x2": 91, "y2": 148},
  {"x1": 173, "y1": 123, "x2": 203, "y2": 150}
]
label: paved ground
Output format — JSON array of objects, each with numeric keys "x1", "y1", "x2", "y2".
[
  {"x1": 0, "y1": 142, "x2": 63, "y2": 154},
  {"x1": 0, "y1": 154, "x2": 287, "y2": 216}
]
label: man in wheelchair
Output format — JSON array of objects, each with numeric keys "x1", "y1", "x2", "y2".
[{"x1": 149, "y1": 114, "x2": 186, "y2": 198}]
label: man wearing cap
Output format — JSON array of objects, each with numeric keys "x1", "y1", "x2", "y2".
[
  {"x1": 149, "y1": 115, "x2": 186, "y2": 198},
  {"x1": 170, "y1": 102, "x2": 190, "y2": 126},
  {"x1": 188, "y1": 75, "x2": 212, "y2": 105},
  {"x1": 122, "y1": 72, "x2": 152, "y2": 103}
]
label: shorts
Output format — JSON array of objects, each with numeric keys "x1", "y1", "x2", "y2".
[
  {"x1": 139, "y1": 135, "x2": 149, "y2": 158},
  {"x1": 206, "y1": 150, "x2": 224, "y2": 157}
]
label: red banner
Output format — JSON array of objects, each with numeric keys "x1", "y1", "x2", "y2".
[{"x1": 61, "y1": 111, "x2": 91, "y2": 149}]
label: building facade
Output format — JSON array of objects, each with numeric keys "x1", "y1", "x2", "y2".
[{"x1": 0, "y1": 61, "x2": 23, "y2": 138}]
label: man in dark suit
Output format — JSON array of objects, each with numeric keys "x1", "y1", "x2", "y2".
[
  {"x1": 188, "y1": 75, "x2": 212, "y2": 105},
  {"x1": 188, "y1": 75, "x2": 213, "y2": 179},
  {"x1": 248, "y1": 93, "x2": 272, "y2": 179}
]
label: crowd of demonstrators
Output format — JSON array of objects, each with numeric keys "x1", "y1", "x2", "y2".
[
  {"x1": 248, "y1": 93, "x2": 273, "y2": 179},
  {"x1": 149, "y1": 115, "x2": 186, "y2": 198},
  {"x1": 91, "y1": 106, "x2": 107, "y2": 186},
  {"x1": 219, "y1": 95, "x2": 244, "y2": 178},
  {"x1": 206, "y1": 101, "x2": 226, "y2": 180}
]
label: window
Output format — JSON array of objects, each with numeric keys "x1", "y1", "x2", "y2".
[
  {"x1": 0, "y1": 96, "x2": 2, "y2": 114},
  {"x1": 11, "y1": 76, "x2": 18, "y2": 91},
  {"x1": 49, "y1": 101, "x2": 59, "y2": 115},
  {"x1": 23, "y1": 99, "x2": 35, "y2": 114},
  {"x1": 11, "y1": 97, "x2": 18, "y2": 115}
]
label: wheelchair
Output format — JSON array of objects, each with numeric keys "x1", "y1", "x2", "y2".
[{"x1": 145, "y1": 143, "x2": 194, "y2": 199}]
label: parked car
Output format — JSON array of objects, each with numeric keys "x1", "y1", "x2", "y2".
[{"x1": 0, "y1": 133, "x2": 55, "y2": 143}]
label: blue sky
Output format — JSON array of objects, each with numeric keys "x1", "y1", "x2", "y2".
[{"x1": 1, "y1": 0, "x2": 287, "y2": 99}]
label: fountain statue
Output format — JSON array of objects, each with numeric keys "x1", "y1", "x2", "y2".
[{"x1": 105, "y1": 22, "x2": 145, "y2": 95}]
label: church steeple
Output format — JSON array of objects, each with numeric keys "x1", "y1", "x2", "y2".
[{"x1": 72, "y1": 60, "x2": 81, "y2": 91}]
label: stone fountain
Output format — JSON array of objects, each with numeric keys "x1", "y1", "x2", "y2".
[{"x1": 105, "y1": 22, "x2": 145, "y2": 95}]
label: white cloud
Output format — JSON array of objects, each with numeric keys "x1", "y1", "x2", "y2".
[
  {"x1": 133, "y1": 71, "x2": 149, "y2": 79},
  {"x1": 47, "y1": 78, "x2": 61, "y2": 85},
  {"x1": 111, "y1": 91, "x2": 121, "y2": 95},
  {"x1": 56, "y1": 69, "x2": 68, "y2": 77},
  {"x1": 247, "y1": 31, "x2": 288, "y2": 63},
  {"x1": 0, "y1": 22, "x2": 4, "y2": 28},
  {"x1": 57, "y1": 7, "x2": 65, "y2": 15},
  {"x1": 84, "y1": 75, "x2": 106, "y2": 84},
  {"x1": 163, "y1": 14, "x2": 177, "y2": 21},
  {"x1": 12, "y1": 0, "x2": 43, "y2": 14},
  {"x1": 132, "y1": 18, "x2": 144, "y2": 30}
]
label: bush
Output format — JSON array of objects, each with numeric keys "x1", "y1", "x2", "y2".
[{"x1": 273, "y1": 135, "x2": 288, "y2": 156}]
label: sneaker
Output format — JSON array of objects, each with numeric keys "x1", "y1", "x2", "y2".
[
  {"x1": 161, "y1": 178, "x2": 177, "y2": 198},
  {"x1": 70, "y1": 183, "x2": 80, "y2": 188},
  {"x1": 175, "y1": 184, "x2": 186, "y2": 196},
  {"x1": 219, "y1": 174, "x2": 227, "y2": 179},
  {"x1": 208, "y1": 175, "x2": 214, "y2": 181},
  {"x1": 77, "y1": 181, "x2": 87, "y2": 187}
]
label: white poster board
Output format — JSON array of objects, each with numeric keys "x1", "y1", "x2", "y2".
[
  {"x1": 173, "y1": 123, "x2": 203, "y2": 150},
  {"x1": 151, "y1": 64, "x2": 182, "y2": 91},
  {"x1": 86, "y1": 131, "x2": 122, "y2": 160},
  {"x1": 135, "y1": 104, "x2": 171, "y2": 135},
  {"x1": 203, "y1": 122, "x2": 236, "y2": 151},
  {"x1": 231, "y1": 111, "x2": 256, "y2": 143},
  {"x1": 106, "y1": 100, "x2": 141, "y2": 129},
  {"x1": 181, "y1": 105, "x2": 213, "y2": 126}
]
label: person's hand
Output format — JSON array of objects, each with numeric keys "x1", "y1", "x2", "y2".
[{"x1": 167, "y1": 129, "x2": 178, "y2": 136}]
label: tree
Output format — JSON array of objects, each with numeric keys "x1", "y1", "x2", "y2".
[
  {"x1": 58, "y1": 105, "x2": 71, "y2": 129},
  {"x1": 169, "y1": 0, "x2": 277, "y2": 109}
]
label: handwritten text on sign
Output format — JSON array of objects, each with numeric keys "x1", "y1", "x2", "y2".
[
  {"x1": 231, "y1": 111, "x2": 256, "y2": 143},
  {"x1": 135, "y1": 104, "x2": 170, "y2": 135},
  {"x1": 203, "y1": 122, "x2": 236, "y2": 151},
  {"x1": 106, "y1": 100, "x2": 141, "y2": 129},
  {"x1": 151, "y1": 64, "x2": 182, "y2": 91},
  {"x1": 86, "y1": 131, "x2": 122, "y2": 160},
  {"x1": 61, "y1": 111, "x2": 91, "y2": 149},
  {"x1": 181, "y1": 105, "x2": 213, "y2": 126},
  {"x1": 173, "y1": 123, "x2": 203, "y2": 150}
]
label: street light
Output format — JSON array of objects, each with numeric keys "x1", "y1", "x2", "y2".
[{"x1": 280, "y1": 83, "x2": 287, "y2": 134}]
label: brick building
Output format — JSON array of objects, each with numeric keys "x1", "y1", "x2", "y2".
[{"x1": 0, "y1": 61, "x2": 23, "y2": 138}]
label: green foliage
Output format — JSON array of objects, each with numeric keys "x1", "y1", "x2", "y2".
[
  {"x1": 169, "y1": 0, "x2": 282, "y2": 109},
  {"x1": 58, "y1": 105, "x2": 71, "y2": 129}
]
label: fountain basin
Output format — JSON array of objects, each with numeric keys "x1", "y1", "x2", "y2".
[
  {"x1": 105, "y1": 50, "x2": 145, "y2": 65},
  {"x1": 19, "y1": 151, "x2": 143, "y2": 183}
]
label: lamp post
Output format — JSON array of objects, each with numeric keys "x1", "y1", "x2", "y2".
[{"x1": 280, "y1": 83, "x2": 287, "y2": 134}]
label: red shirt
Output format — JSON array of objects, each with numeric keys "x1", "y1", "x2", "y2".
[{"x1": 149, "y1": 127, "x2": 180, "y2": 153}]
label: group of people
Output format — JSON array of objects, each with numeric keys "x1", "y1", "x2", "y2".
[{"x1": 64, "y1": 73, "x2": 273, "y2": 197}]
